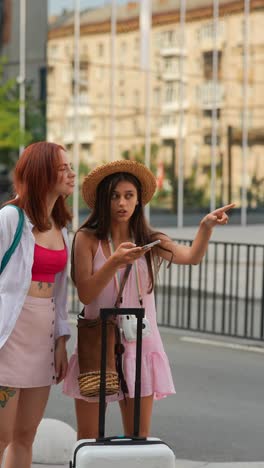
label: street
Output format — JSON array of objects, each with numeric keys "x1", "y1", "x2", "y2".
[{"x1": 44, "y1": 320, "x2": 264, "y2": 463}]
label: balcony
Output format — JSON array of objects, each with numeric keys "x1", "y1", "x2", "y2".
[
  {"x1": 162, "y1": 65, "x2": 182, "y2": 81},
  {"x1": 63, "y1": 94, "x2": 94, "y2": 144},
  {"x1": 160, "y1": 43, "x2": 187, "y2": 57},
  {"x1": 159, "y1": 124, "x2": 187, "y2": 139},
  {"x1": 66, "y1": 93, "x2": 93, "y2": 118},
  {"x1": 63, "y1": 129, "x2": 94, "y2": 145},
  {"x1": 198, "y1": 21, "x2": 225, "y2": 51},
  {"x1": 162, "y1": 100, "x2": 189, "y2": 113},
  {"x1": 198, "y1": 81, "x2": 224, "y2": 109},
  {"x1": 159, "y1": 113, "x2": 187, "y2": 139}
]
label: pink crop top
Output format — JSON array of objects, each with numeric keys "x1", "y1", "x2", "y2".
[{"x1": 31, "y1": 244, "x2": 67, "y2": 283}]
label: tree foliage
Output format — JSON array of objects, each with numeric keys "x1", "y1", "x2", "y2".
[{"x1": 0, "y1": 60, "x2": 45, "y2": 169}]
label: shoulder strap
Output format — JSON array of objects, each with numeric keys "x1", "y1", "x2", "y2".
[
  {"x1": 0, "y1": 205, "x2": 25, "y2": 274},
  {"x1": 114, "y1": 263, "x2": 132, "y2": 308}
]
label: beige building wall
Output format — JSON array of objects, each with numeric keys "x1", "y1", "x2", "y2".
[{"x1": 47, "y1": 0, "x2": 264, "y2": 208}]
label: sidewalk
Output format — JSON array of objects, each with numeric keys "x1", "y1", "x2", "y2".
[
  {"x1": 29, "y1": 419, "x2": 264, "y2": 468},
  {"x1": 32, "y1": 461, "x2": 264, "y2": 467}
]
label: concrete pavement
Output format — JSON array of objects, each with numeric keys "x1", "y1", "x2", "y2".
[
  {"x1": 30, "y1": 225, "x2": 264, "y2": 468},
  {"x1": 30, "y1": 419, "x2": 264, "y2": 467}
]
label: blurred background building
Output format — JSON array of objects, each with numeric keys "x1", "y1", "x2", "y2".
[
  {"x1": 0, "y1": 0, "x2": 263, "y2": 221},
  {"x1": 0, "y1": 0, "x2": 48, "y2": 202},
  {"x1": 0, "y1": 0, "x2": 47, "y2": 98},
  {"x1": 47, "y1": 0, "x2": 264, "y2": 212}
]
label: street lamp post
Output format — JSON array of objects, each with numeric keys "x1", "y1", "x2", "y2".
[
  {"x1": 73, "y1": 0, "x2": 80, "y2": 232},
  {"x1": 241, "y1": 0, "x2": 250, "y2": 226},
  {"x1": 140, "y1": 0, "x2": 152, "y2": 221},
  {"x1": 19, "y1": 0, "x2": 26, "y2": 156},
  {"x1": 110, "y1": 0, "x2": 116, "y2": 162}
]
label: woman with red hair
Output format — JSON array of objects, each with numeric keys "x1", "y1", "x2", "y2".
[{"x1": 0, "y1": 141, "x2": 75, "y2": 468}]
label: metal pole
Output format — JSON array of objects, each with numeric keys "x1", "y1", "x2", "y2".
[
  {"x1": 110, "y1": 0, "x2": 116, "y2": 162},
  {"x1": 19, "y1": 0, "x2": 26, "y2": 156},
  {"x1": 73, "y1": 0, "x2": 80, "y2": 232},
  {"x1": 140, "y1": 0, "x2": 152, "y2": 220},
  {"x1": 227, "y1": 125, "x2": 233, "y2": 205},
  {"x1": 144, "y1": 61, "x2": 151, "y2": 220},
  {"x1": 210, "y1": 0, "x2": 219, "y2": 212},
  {"x1": 177, "y1": 0, "x2": 186, "y2": 228},
  {"x1": 241, "y1": 0, "x2": 250, "y2": 226}
]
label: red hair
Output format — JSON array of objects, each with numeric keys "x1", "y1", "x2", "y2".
[{"x1": 6, "y1": 141, "x2": 72, "y2": 231}]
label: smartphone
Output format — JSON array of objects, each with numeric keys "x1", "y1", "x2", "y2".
[{"x1": 141, "y1": 239, "x2": 161, "y2": 250}]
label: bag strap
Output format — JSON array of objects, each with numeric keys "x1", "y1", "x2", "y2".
[
  {"x1": 114, "y1": 263, "x2": 132, "y2": 308},
  {"x1": 108, "y1": 236, "x2": 142, "y2": 307},
  {"x1": 0, "y1": 205, "x2": 24, "y2": 275}
]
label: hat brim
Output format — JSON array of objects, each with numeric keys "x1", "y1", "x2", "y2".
[{"x1": 82, "y1": 160, "x2": 157, "y2": 209}]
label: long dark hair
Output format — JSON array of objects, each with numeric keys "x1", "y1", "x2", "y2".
[
  {"x1": 4, "y1": 141, "x2": 72, "y2": 231},
  {"x1": 74, "y1": 172, "x2": 162, "y2": 291}
]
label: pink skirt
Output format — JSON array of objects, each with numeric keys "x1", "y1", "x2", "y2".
[{"x1": 0, "y1": 296, "x2": 56, "y2": 388}]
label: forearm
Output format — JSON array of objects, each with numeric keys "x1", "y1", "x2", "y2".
[
  {"x1": 189, "y1": 222, "x2": 212, "y2": 264},
  {"x1": 77, "y1": 256, "x2": 119, "y2": 304},
  {"x1": 55, "y1": 335, "x2": 67, "y2": 347}
]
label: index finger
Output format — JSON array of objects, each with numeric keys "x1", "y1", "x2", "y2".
[{"x1": 214, "y1": 203, "x2": 236, "y2": 214}]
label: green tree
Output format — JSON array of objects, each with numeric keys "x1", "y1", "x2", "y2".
[
  {"x1": 122, "y1": 143, "x2": 159, "y2": 175},
  {"x1": 0, "y1": 62, "x2": 31, "y2": 167},
  {"x1": 0, "y1": 61, "x2": 46, "y2": 169},
  {"x1": 166, "y1": 163, "x2": 209, "y2": 212}
]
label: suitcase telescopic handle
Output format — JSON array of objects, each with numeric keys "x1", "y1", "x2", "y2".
[
  {"x1": 100, "y1": 308, "x2": 145, "y2": 320},
  {"x1": 98, "y1": 307, "x2": 145, "y2": 439}
]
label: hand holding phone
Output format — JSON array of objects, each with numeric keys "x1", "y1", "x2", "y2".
[{"x1": 141, "y1": 239, "x2": 161, "y2": 250}]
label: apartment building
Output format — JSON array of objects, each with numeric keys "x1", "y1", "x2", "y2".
[{"x1": 47, "y1": 0, "x2": 264, "y2": 207}]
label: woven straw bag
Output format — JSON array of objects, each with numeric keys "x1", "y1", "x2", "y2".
[{"x1": 77, "y1": 314, "x2": 120, "y2": 398}]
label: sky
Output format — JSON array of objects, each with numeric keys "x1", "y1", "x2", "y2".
[{"x1": 48, "y1": 0, "x2": 132, "y2": 16}]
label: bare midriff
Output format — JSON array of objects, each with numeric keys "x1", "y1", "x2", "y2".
[{"x1": 27, "y1": 281, "x2": 55, "y2": 298}]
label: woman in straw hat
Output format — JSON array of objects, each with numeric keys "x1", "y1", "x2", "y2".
[{"x1": 63, "y1": 159, "x2": 234, "y2": 439}]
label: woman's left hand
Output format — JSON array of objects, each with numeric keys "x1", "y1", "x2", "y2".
[
  {"x1": 201, "y1": 203, "x2": 236, "y2": 230},
  {"x1": 54, "y1": 337, "x2": 68, "y2": 384}
]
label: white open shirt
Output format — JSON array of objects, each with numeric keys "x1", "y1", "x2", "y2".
[{"x1": 0, "y1": 205, "x2": 71, "y2": 349}]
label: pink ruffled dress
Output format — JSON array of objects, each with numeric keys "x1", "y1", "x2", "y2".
[{"x1": 63, "y1": 241, "x2": 175, "y2": 401}]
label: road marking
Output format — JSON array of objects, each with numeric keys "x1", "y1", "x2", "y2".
[{"x1": 180, "y1": 336, "x2": 264, "y2": 354}]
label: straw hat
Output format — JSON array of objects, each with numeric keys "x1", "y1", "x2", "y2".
[{"x1": 82, "y1": 160, "x2": 157, "y2": 209}]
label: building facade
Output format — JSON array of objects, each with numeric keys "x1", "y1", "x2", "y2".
[
  {"x1": 47, "y1": 0, "x2": 264, "y2": 208},
  {"x1": 0, "y1": 0, "x2": 48, "y2": 101}
]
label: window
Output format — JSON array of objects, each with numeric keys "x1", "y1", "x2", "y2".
[
  {"x1": 164, "y1": 83, "x2": 185, "y2": 102},
  {"x1": 240, "y1": 111, "x2": 253, "y2": 129},
  {"x1": 203, "y1": 51, "x2": 222, "y2": 80},
  {"x1": 121, "y1": 41, "x2": 127, "y2": 55},
  {"x1": 120, "y1": 93, "x2": 125, "y2": 107},
  {"x1": 98, "y1": 43, "x2": 104, "y2": 57},
  {"x1": 153, "y1": 87, "x2": 160, "y2": 106},
  {"x1": 96, "y1": 66, "x2": 104, "y2": 80},
  {"x1": 203, "y1": 109, "x2": 221, "y2": 118},
  {"x1": 134, "y1": 90, "x2": 140, "y2": 107},
  {"x1": 198, "y1": 21, "x2": 224, "y2": 42},
  {"x1": 164, "y1": 57, "x2": 181, "y2": 75},
  {"x1": 161, "y1": 29, "x2": 180, "y2": 48},
  {"x1": 165, "y1": 84, "x2": 174, "y2": 102},
  {"x1": 49, "y1": 44, "x2": 58, "y2": 57},
  {"x1": 204, "y1": 134, "x2": 221, "y2": 145}
]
